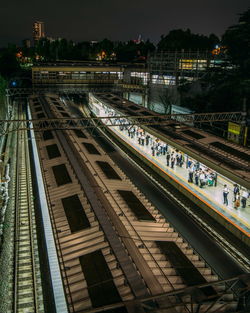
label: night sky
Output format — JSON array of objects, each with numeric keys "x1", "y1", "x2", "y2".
[{"x1": 0, "y1": 0, "x2": 249, "y2": 46}]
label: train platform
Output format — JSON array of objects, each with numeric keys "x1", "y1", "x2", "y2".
[
  {"x1": 112, "y1": 125, "x2": 250, "y2": 236},
  {"x1": 89, "y1": 97, "x2": 250, "y2": 238},
  {"x1": 90, "y1": 93, "x2": 250, "y2": 190},
  {"x1": 28, "y1": 106, "x2": 68, "y2": 313}
]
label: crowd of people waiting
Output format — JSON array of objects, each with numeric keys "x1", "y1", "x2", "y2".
[
  {"x1": 104, "y1": 110, "x2": 250, "y2": 210},
  {"x1": 125, "y1": 126, "x2": 219, "y2": 189}
]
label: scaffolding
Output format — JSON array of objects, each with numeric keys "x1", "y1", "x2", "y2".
[
  {"x1": 148, "y1": 50, "x2": 212, "y2": 86},
  {"x1": 146, "y1": 51, "x2": 212, "y2": 114}
]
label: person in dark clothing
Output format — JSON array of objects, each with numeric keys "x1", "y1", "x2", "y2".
[
  {"x1": 233, "y1": 184, "x2": 239, "y2": 202},
  {"x1": 214, "y1": 172, "x2": 218, "y2": 187},
  {"x1": 151, "y1": 146, "x2": 155, "y2": 156},
  {"x1": 188, "y1": 167, "x2": 194, "y2": 183},
  {"x1": 176, "y1": 153, "x2": 180, "y2": 166},
  {"x1": 194, "y1": 171, "x2": 199, "y2": 185},
  {"x1": 223, "y1": 185, "x2": 229, "y2": 205},
  {"x1": 166, "y1": 152, "x2": 170, "y2": 166},
  {"x1": 179, "y1": 154, "x2": 183, "y2": 167},
  {"x1": 141, "y1": 135, "x2": 145, "y2": 146}
]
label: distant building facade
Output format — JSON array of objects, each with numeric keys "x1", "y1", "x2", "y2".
[
  {"x1": 22, "y1": 39, "x2": 31, "y2": 48},
  {"x1": 33, "y1": 21, "x2": 45, "y2": 44}
]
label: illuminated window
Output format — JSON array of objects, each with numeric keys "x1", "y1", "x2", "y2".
[
  {"x1": 179, "y1": 60, "x2": 194, "y2": 70},
  {"x1": 131, "y1": 72, "x2": 149, "y2": 85},
  {"x1": 179, "y1": 59, "x2": 207, "y2": 70}
]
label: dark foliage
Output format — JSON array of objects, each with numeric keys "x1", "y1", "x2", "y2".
[
  {"x1": 0, "y1": 50, "x2": 20, "y2": 78},
  {"x1": 179, "y1": 8, "x2": 250, "y2": 112},
  {"x1": 158, "y1": 29, "x2": 219, "y2": 51},
  {"x1": 222, "y1": 8, "x2": 250, "y2": 75}
]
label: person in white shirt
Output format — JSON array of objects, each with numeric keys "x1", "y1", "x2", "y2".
[
  {"x1": 241, "y1": 190, "x2": 249, "y2": 208},
  {"x1": 199, "y1": 172, "x2": 205, "y2": 188},
  {"x1": 223, "y1": 185, "x2": 229, "y2": 205},
  {"x1": 188, "y1": 166, "x2": 194, "y2": 183},
  {"x1": 171, "y1": 154, "x2": 175, "y2": 169}
]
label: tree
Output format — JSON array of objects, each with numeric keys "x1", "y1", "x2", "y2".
[
  {"x1": 177, "y1": 9, "x2": 250, "y2": 113},
  {"x1": 222, "y1": 8, "x2": 250, "y2": 75},
  {"x1": 75, "y1": 42, "x2": 91, "y2": 60},
  {"x1": 95, "y1": 39, "x2": 114, "y2": 55},
  {"x1": 115, "y1": 40, "x2": 155, "y2": 62},
  {"x1": 0, "y1": 75, "x2": 6, "y2": 94},
  {"x1": 157, "y1": 29, "x2": 219, "y2": 51},
  {"x1": 35, "y1": 38, "x2": 52, "y2": 60},
  {"x1": 178, "y1": 68, "x2": 250, "y2": 113},
  {"x1": 159, "y1": 87, "x2": 179, "y2": 114},
  {"x1": 0, "y1": 51, "x2": 20, "y2": 78},
  {"x1": 0, "y1": 75, "x2": 7, "y2": 118}
]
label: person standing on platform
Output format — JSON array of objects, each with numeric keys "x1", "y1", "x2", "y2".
[
  {"x1": 176, "y1": 152, "x2": 180, "y2": 166},
  {"x1": 179, "y1": 154, "x2": 184, "y2": 167},
  {"x1": 234, "y1": 192, "x2": 240, "y2": 209},
  {"x1": 159, "y1": 144, "x2": 163, "y2": 155},
  {"x1": 164, "y1": 143, "x2": 168, "y2": 155},
  {"x1": 199, "y1": 172, "x2": 205, "y2": 188},
  {"x1": 214, "y1": 172, "x2": 218, "y2": 187},
  {"x1": 194, "y1": 162, "x2": 199, "y2": 171},
  {"x1": 241, "y1": 189, "x2": 249, "y2": 208},
  {"x1": 223, "y1": 185, "x2": 229, "y2": 205},
  {"x1": 207, "y1": 173, "x2": 213, "y2": 186},
  {"x1": 194, "y1": 170, "x2": 199, "y2": 185},
  {"x1": 166, "y1": 152, "x2": 170, "y2": 166},
  {"x1": 188, "y1": 166, "x2": 194, "y2": 183},
  {"x1": 141, "y1": 135, "x2": 145, "y2": 146},
  {"x1": 131, "y1": 127, "x2": 135, "y2": 139},
  {"x1": 171, "y1": 154, "x2": 175, "y2": 169},
  {"x1": 233, "y1": 184, "x2": 240, "y2": 202},
  {"x1": 151, "y1": 146, "x2": 155, "y2": 156}
]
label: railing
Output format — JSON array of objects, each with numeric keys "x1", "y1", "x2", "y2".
[
  {"x1": 6, "y1": 83, "x2": 146, "y2": 96},
  {"x1": 0, "y1": 112, "x2": 244, "y2": 135}
]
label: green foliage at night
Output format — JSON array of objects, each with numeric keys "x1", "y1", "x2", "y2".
[
  {"x1": 178, "y1": 69, "x2": 250, "y2": 112},
  {"x1": 222, "y1": 8, "x2": 250, "y2": 74},
  {"x1": 32, "y1": 37, "x2": 155, "y2": 62},
  {"x1": 0, "y1": 75, "x2": 6, "y2": 94},
  {"x1": 0, "y1": 50, "x2": 20, "y2": 78},
  {"x1": 178, "y1": 8, "x2": 250, "y2": 113},
  {"x1": 157, "y1": 29, "x2": 219, "y2": 51}
]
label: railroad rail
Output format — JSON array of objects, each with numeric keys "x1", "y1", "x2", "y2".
[
  {"x1": 10, "y1": 104, "x2": 44, "y2": 313},
  {"x1": 26, "y1": 94, "x2": 247, "y2": 312}
]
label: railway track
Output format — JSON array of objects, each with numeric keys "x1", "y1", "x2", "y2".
[
  {"x1": 9, "y1": 103, "x2": 44, "y2": 313},
  {"x1": 34, "y1": 97, "x2": 136, "y2": 312},
  {"x1": 27, "y1": 94, "x2": 242, "y2": 313}
]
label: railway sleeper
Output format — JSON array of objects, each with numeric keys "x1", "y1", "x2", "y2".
[
  {"x1": 71, "y1": 298, "x2": 92, "y2": 312},
  {"x1": 60, "y1": 232, "x2": 104, "y2": 250},
  {"x1": 62, "y1": 241, "x2": 109, "y2": 262},
  {"x1": 59, "y1": 225, "x2": 100, "y2": 243}
]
